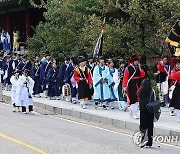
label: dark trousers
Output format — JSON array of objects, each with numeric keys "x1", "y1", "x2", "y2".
[
  {"x1": 22, "y1": 105, "x2": 33, "y2": 112},
  {"x1": 140, "y1": 109, "x2": 154, "y2": 146}
]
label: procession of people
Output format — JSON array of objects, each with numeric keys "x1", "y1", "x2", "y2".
[{"x1": 0, "y1": 49, "x2": 179, "y2": 123}]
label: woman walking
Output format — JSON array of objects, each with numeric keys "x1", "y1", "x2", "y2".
[{"x1": 138, "y1": 78, "x2": 155, "y2": 148}]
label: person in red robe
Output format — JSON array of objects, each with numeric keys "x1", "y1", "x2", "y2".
[
  {"x1": 73, "y1": 56, "x2": 93, "y2": 109},
  {"x1": 122, "y1": 55, "x2": 145, "y2": 119},
  {"x1": 169, "y1": 58, "x2": 180, "y2": 122}
]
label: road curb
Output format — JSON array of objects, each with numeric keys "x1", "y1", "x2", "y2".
[{"x1": 3, "y1": 95, "x2": 180, "y2": 136}]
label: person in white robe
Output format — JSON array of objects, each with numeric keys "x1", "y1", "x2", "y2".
[
  {"x1": 15, "y1": 69, "x2": 34, "y2": 114},
  {"x1": 10, "y1": 69, "x2": 20, "y2": 112}
]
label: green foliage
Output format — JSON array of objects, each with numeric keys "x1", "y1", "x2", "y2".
[{"x1": 27, "y1": 0, "x2": 180, "y2": 61}]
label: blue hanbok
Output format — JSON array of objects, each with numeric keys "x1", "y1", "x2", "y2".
[
  {"x1": 93, "y1": 65, "x2": 110, "y2": 102},
  {"x1": 47, "y1": 68, "x2": 59, "y2": 97},
  {"x1": 31, "y1": 66, "x2": 43, "y2": 95},
  {"x1": 58, "y1": 63, "x2": 70, "y2": 95},
  {"x1": 18, "y1": 61, "x2": 32, "y2": 74},
  {"x1": 2, "y1": 62, "x2": 13, "y2": 85},
  {"x1": 64, "y1": 64, "x2": 77, "y2": 100},
  {"x1": 109, "y1": 68, "x2": 117, "y2": 102},
  {"x1": 40, "y1": 61, "x2": 52, "y2": 91}
]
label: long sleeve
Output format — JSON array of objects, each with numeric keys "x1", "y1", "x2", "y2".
[
  {"x1": 171, "y1": 70, "x2": 180, "y2": 81},
  {"x1": 87, "y1": 68, "x2": 93, "y2": 85},
  {"x1": 122, "y1": 68, "x2": 129, "y2": 87},
  {"x1": 73, "y1": 68, "x2": 80, "y2": 82},
  {"x1": 140, "y1": 69, "x2": 145, "y2": 78},
  {"x1": 157, "y1": 61, "x2": 166, "y2": 73}
]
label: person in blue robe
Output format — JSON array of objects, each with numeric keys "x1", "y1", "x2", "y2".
[
  {"x1": 31, "y1": 60, "x2": 43, "y2": 97},
  {"x1": 58, "y1": 56, "x2": 71, "y2": 96},
  {"x1": 108, "y1": 60, "x2": 117, "y2": 109},
  {"x1": 64, "y1": 57, "x2": 78, "y2": 103},
  {"x1": 2, "y1": 57, "x2": 13, "y2": 91},
  {"x1": 18, "y1": 55, "x2": 32, "y2": 75},
  {"x1": 52, "y1": 58, "x2": 61, "y2": 99},
  {"x1": 93, "y1": 56, "x2": 111, "y2": 110},
  {"x1": 47, "y1": 62, "x2": 59, "y2": 100},
  {"x1": 40, "y1": 53, "x2": 52, "y2": 97},
  {"x1": 0, "y1": 52, "x2": 4, "y2": 84}
]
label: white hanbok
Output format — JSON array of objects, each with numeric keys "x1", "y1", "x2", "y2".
[
  {"x1": 15, "y1": 75, "x2": 34, "y2": 107},
  {"x1": 10, "y1": 75, "x2": 18, "y2": 104}
]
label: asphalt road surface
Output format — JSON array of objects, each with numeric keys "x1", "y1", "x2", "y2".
[{"x1": 0, "y1": 103, "x2": 180, "y2": 154}]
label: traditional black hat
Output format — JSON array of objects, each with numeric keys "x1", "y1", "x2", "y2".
[
  {"x1": 22, "y1": 54, "x2": 28, "y2": 58},
  {"x1": 71, "y1": 57, "x2": 79, "y2": 65},
  {"x1": 118, "y1": 59, "x2": 125, "y2": 65},
  {"x1": 87, "y1": 54, "x2": 93, "y2": 59},
  {"x1": 45, "y1": 51, "x2": 50, "y2": 57},
  {"x1": 98, "y1": 56, "x2": 105, "y2": 60},
  {"x1": 78, "y1": 56, "x2": 86, "y2": 63}
]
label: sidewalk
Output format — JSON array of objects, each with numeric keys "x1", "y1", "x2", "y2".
[{"x1": 3, "y1": 90, "x2": 180, "y2": 136}]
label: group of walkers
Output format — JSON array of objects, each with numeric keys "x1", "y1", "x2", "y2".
[
  {"x1": 0, "y1": 51, "x2": 179, "y2": 121},
  {"x1": 0, "y1": 50, "x2": 179, "y2": 148}
]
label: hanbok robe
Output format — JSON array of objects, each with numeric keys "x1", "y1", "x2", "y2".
[
  {"x1": 86, "y1": 62, "x2": 95, "y2": 75},
  {"x1": 65, "y1": 64, "x2": 77, "y2": 98},
  {"x1": 93, "y1": 65, "x2": 110, "y2": 102},
  {"x1": 31, "y1": 66, "x2": 43, "y2": 95},
  {"x1": 58, "y1": 63, "x2": 70, "y2": 95},
  {"x1": 2, "y1": 62, "x2": 13, "y2": 85},
  {"x1": 122, "y1": 64, "x2": 145, "y2": 105},
  {"x1": 169, "y1": 69, "x2": 180, "y2": 111},
  {"x1": 74, "y1": 66, "x2": 92, "y2": 100},
  {"x1": 15, "y1": 75, "x2": 34, "y2": 107},
  {"x1": 113, "y1": 68, "x2": 127, "y2": 102},
  {"x1": 47, "y1": 68, "x2": 59, "y2": 97},
  {"x1": 0, "y1": 59, "x2": 4, "y2": 83},
  {"x1": 18, "y1": 61, "x2": 32, "y2": 74},
  {"x1": 10, "y1": 75, "x2": 18, "y2": 104},
  {"x1": 108, "y1": 68, "x2": 117, "y2": 102},
  {"x1": 40, "y1": 60, "x2": 52, "y2": 91}
]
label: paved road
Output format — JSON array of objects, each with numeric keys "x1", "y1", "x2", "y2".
[{"x1": 0, "y1": 103, "x2": 180, "y2": 154}]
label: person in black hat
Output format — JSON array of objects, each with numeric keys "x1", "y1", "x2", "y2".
[
  {"x1": 31, "y1": 60, "x2": 43, "y2": 98},
  {"x1": 40, "y1": 53, "x2": 52, "y2": 98},
  {"x1": 74, "y1": 56, "x2": 92, "y2": 109},
  {"x1": 113, "y1": 59, "x2": 128, "y2": 111},
  {"x1": 18, "y1": 54, "x2": 32, "y2": 74},
  {"x1": 2, "y1": 56, "x2": 13, "y2": 91},
  {"x1": 122, "y1": 55, "x2": 145, "y2": 119},
  {"x1": 0, "y1": 52, "x2": 4, "y2": 87},
  {"x1": 86, "y1": 54, "x2": 95, "y2": 75},
  {"x1": 0, "y1": 52, "x2": 4, "y2": 102},
  {"x1": 10, "y1": 69, "x2": 20, "y2": 112},
  {"x1": 15, "y1": 69, "x2": 34, "y2": 114},
  {"x1": 93, "y1": 56, "x2": 111, "y2": 109},
  {"x1": 108, "y1": 59, "x2": 117, "y2": 109},
  {"x1": 64, "y1": 57, "x2": 78, "y2": 103},
  {"x1": 58, "y1": 55, "x2": 71, "y2": 98},
  {"x1": 47, "y1": 62, "x2": 59, "y2": 100}
]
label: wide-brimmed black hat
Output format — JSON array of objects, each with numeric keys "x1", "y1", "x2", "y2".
[
  {"x1": 78, "y1": 56, "x2": 86, "y2": 63},
  {"x1": 22, "y1": 54, "x2": 28, "y2": 58}
]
